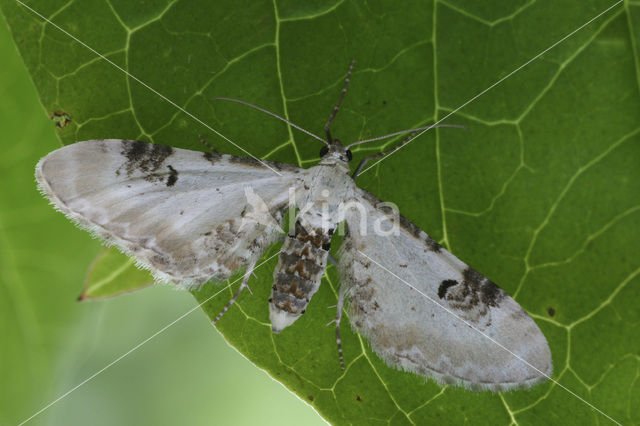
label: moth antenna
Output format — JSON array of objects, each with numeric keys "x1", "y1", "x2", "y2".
[
  {"x1": 198, "y1": 135, "x2": 220, "y2": 154},
  {"x1": 324, "y1": 59, "x2": 355, "y2": 144},
  {"x1": 213, "y1": 97, "x2": 328, "y2": 146},
  {"x1": 346, "y1": 124, "x2": 467, "y2": 148},
  {"x1": 352, "y1": 131, "x2": 420, "y2": 179}
]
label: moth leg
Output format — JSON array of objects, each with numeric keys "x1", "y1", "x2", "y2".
[
  {"x1": 326, "y1": 282, "x2": 347, "y2": 370},
  {"x1": 198, "y1": 134, "x2": 220, "y2": 155},
  {"x1": 327, "y1": 254, "x2": 339, "y2": 268},
  {"x1": 352, "y1": 131, "x2": 419, "y2": 180},
  {"x1": 213, "y1": 259, "x2": 257, "y2": 324}
]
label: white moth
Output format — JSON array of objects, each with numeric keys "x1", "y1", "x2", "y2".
[{"x1": 35, "y1": 67, "x2": 552, "y2": 391}]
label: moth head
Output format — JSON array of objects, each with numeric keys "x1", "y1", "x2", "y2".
[{"x1": 319, "y1": 139, "x2": 353, "y2": 163}]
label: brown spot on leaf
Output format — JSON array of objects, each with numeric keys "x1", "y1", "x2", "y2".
[{"x1": 50, "y1": 111, "x2": 72, "y2": 128}]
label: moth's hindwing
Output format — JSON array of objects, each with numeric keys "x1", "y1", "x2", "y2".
[
  {"x1": 36, "y1": 139, "x2": 304, "y2": 287},
  {"x1": 338, "y1": 188, "x2": 553, "y2": 391}
]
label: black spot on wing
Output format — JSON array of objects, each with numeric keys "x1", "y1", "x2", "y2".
[
  {"x1": 438, "y1": 279, "x2": 458, "y2": 299},
  {"x1": 398, "y1": 213, "x2": 442, "y2": 252},
  {"x1": 399, "y1": 215, "x2": 424, "y2": 240},
  {"x1": 425, "y1": 236, "x2": 442, "y2": 252},
  {"x1": 463, "y1": 267, "x2": 504, "y2": 307},
  {"x1": 229, "y1": 155, "x2": 263, "y2": 168},
  {"x1": 166, "y1": 165, "x2": 178, "y2": 186},
  {"x1": 121, "y1": 141, "x2": 173, "y2": 176},
  {"x1": 272, "y1": 161, "x2": 302, "y2": 173},
  {"x1": 203, "y1": 151, "x2": 221, "y2": 164},
  {"x1": 442, "y1": 267, "x2": 506, "y2": 320},
  {"x1": 479, "y1": 278, "x2": 503, "y2": 307}
]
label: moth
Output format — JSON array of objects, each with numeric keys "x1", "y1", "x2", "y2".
[{"x1": 36, "y1": 64, "x2": 552, "y2": 391}]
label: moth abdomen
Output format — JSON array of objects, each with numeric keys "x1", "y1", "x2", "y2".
[
  {"x1": 269, "y1": 229, "x2": 330, "y2": 332},
  {"x1": 274, "y1": 272, "x2": 316, "y2": 298}
]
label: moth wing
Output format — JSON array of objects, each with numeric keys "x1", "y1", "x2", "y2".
[
  {"x1": 36, "y1": 139, "x2": 304, "y2": 287},
  {"x1": 338, "y1": 188, "x2": 552, "y2": 390}
]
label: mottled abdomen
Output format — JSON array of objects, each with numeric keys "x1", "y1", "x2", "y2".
[{"x1": 269, "y1": 220, "x2": 330, "y2": 332}]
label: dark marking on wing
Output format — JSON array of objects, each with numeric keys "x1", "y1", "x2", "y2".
[
  {"x1": 358, "y1": 188, "x2": 444, "y2": 253},
  {"x1": 166, "y1": 165, "x2": 178, "y2": 186},
  {"x1": 465, "y1": 268, "x2": 504, "y2": 307},
  {"x1": 224, "y1": 155, "x2": 301, "y2": 173},
  {"x1": 438, "y1": 279, "x2": 458, "y2": 299},
  {"x1": 229, "y1": 155, "x2": 263, "y2": 168},
  {"x1": 425, "y1": 235, "x2": 442, "y2": 252},
  {"x1": 308, "y1": 395, "x2": 314, "y2": 402},
  {"x1": 547, "y1": 307, "x2": 556, "y2": 317},
  {"x1": 121, "y1": 141, "x2": 173, "y2": 176},
  {"x1": 359, "y1": 188, "x2": 381, "y2": 206},
  {"x1": 203, "y1": 151, "x2": 221, "y2": 164},
  {"x1": 271, "y1": 161, "x2": 301, "y2": 173},
  {"x1": 398, "y1": 215, "x2": 424, "y2": 240},
  {"x1": 444, "y1": 267, "x2": 506, "y2": 314},
  {"x1": 377, "y1": 204, "x2": 396, "y2": 215}
]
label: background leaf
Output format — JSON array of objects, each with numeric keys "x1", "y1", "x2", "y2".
[
  {"x1": 79, "y1": 248, "x2": 152, "y2": 300},
  {"x1": 2, "y1": 0, "x2": 639, "y2": 425},
  {"x1": 0, "y1": 5, "x2": 324, "y2": 426}
]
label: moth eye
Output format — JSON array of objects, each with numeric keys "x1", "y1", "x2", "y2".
[
  {"x1": 346, "y1": 149, "x2": 353, "y2": 161},
  {"x1": 319, "y1": 146, "x2": 329, "y2": 157}
]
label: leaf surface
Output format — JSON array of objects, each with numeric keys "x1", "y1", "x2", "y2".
[{"x1": 2, "y1": 0, "x2": 638, "y2": 424}]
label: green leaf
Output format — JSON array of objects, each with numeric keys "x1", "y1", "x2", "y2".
[
  {"x1": 0, "y1": 12, "x2": 323, "y2": 426},
  {"x1": 2, "y1": 0, "x2": 639, "y2": 424},
  {"x1": 79, "y1": 247, "x2": 152, "y2": 300}
]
